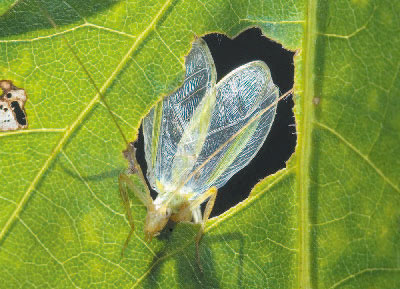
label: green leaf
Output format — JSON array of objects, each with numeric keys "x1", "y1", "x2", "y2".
[
  {"x1": 0, "y1": 0, "x2": 399, "y2": 288},
  {"x1": 0, "y1": 0, "x2": 17, "y2": 16}
]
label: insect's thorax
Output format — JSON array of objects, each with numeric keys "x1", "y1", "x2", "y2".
[
  {"x1": 154, "y1": 179, "x2": 195, "y2": 213},
  {"x1": 153, "y1": 186, "x2": 191, "y2": 215}
]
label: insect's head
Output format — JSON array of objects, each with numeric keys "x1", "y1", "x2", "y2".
[{"x1": 144, "y1": 205, "x2": 172, "y2": 242}]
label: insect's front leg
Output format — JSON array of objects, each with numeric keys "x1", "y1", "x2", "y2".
[
  {"x1": 118, "y1": 173, "x2": 153, "y2": 257},
  {"x1": 118, "y1": 173, "x2": 136, "y2": 257}
]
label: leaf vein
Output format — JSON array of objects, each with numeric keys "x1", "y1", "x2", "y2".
[
  {"x1": 18, "y1": 217, "x2": 80, "y2": 289},
  {"x1": 63, "y1": 251, "x2": 137, "y2": 281},
  {"x1": 329, "y1": 267, "x2": 400, "y2": 289},
  {"x1": 35, "y1": 189, "x2": 83, "y2": 250},
  {"x1": 0, "y1": 128, "x2": 66, "y2": 138},
  {"x1": 155, "y1": 29, "x2": 184, "y2": 67},
  {"x1": 240, "y1": 18, "x2": 305, "y2": 25},
  {"x1": 298, "y1": 0, "x2": 318, "y2": 286},
  {"x1": 313, "y1": 211, "x2": 371, "y2": 227},
  {"x1": 0, "y1": 22, "x2": 136, "y2": 43},
  {"x1": 314, "y1": 121, "x2": 400, "y2": 193},
  {"x1": 318, "y1": 6, "x2": 376, "y2": 40}
]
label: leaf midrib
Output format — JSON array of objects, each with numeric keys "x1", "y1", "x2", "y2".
[
  {"x1": 297, "y1": 0, "x2": 317, "y2": 288},
  {"x1": 0, "y1": 0, "x2": 174, "y2": 243}
]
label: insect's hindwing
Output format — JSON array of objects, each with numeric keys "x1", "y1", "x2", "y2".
[{"x1": 185, "y1": 61, "x2": 279, "y2": 195}]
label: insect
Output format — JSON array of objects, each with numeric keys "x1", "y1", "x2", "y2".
[
  {"x1": 0, "y1": 80, "x2": 28, "y2": 131},
  {"x1": 118, "y1": 38, "x2": 283, "y2": 255},
  {"x1": 40, "y1": 5, "x2": 291, "y2": 258}
]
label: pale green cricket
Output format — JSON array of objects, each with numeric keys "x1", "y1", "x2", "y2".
[{"x1": 119, "y1": 38, "x2": 280, "y2": 252}]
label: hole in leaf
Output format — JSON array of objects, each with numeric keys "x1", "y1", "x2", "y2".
[{"x1": 136, "y1": 28, "x2": 296, "y2": 218}]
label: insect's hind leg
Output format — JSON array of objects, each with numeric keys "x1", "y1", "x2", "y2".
[{"x1": 190, "y1": 187, "x2": 218, "y2": 270}]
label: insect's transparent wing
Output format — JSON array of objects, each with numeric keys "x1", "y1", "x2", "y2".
[
  {"x1": 170, "y1": 85, "x2": 216, "y2": 187},
  {"x1": 183, "y1": 61, "x2": 279, "y2": 195},
  {"x1": 143, "y1": 38, "x2": 216, "y2": 193}
]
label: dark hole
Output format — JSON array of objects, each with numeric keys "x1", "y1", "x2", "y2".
[
  {"x1": 135, "y1": 28, "x2": 296, "y2": 218},
  {"x1": 6, "y1": 92, "x2": 12, "y2": 98},
  {"x1": 4, "y1": 107, "x2": 8, "y2": 112},
  {"x1": 11, "y1": 101, "x2": 27, "y2": 126}
]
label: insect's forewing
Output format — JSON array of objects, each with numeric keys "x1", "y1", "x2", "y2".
[
  {"x1": 183, "y1": 61, "x2": 279, "y2": 196},
  {"x1": 143, "y1": 39, "x2": 216, "y2": 193},
  {"x1": 170, "y1": 84, "x2": 216, "y2": 187}
]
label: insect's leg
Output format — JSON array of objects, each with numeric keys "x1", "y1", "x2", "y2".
[
  {"x1": 122, "y1": 142, "x2": 153, "y2": 203},
  {"x1": 119, "y1": 172, "x2": 152, "y2": 206},
  {"x1": 118, "y1": 173, "x2": 135, "y2": 257},
  {"x1": 118, "y1": 173, "x2": 152, "y2": 257},
  {"x1": 191, "y1": 187, "x2": 218, "y2": 270},
  {"x1": 189, "y1": 186, "x2": 218, "y2": 212},
  {"x1": 196, "y1": 187, "x2": 217, "y2": 243}
]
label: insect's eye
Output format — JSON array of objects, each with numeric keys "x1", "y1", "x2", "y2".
[{"x1": 6, "y1": 93, "x2": 12, "y2": 98}]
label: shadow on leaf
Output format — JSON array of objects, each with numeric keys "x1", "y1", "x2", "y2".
[
  {"x1": 141, "y1": 224, "x2": 244, "y2": 289},
  {"x1": 0, "y1": 0, "x2": 121, "y2": 38},
  {"x1": 59, "y1": 161, "x2": 121, "y2": 181}
]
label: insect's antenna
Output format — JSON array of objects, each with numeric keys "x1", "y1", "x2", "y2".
[
  {"x1": 163, "y1": 88, "x2": 294, "y2": 208},
  {"x1": 37, "y1": 2, "x2": 129, "y2": 146}
]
